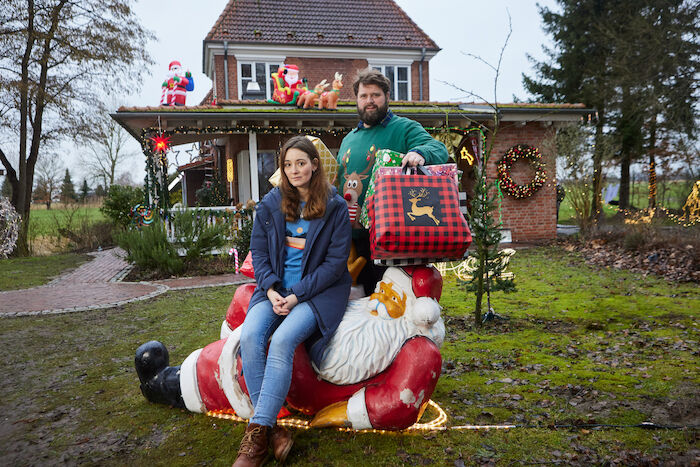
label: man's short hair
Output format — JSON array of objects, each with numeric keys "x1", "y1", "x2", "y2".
[{"x1": 353, "y1": 68, "x2": 391, "y2": 96}]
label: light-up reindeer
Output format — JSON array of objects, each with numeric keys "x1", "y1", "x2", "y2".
[
  {"x1": 297, "y1": 79, "x2": 329, "y2": 109},
  {"x1": 407, "y1": 188, "x2": 440, "y2": 226},
  {"x1": 319, "y1": 73, "x2": 343, "y2": 110}
]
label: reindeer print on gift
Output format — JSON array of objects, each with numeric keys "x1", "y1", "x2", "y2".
[{"x1": 403, "y1": 187, "x2": 442, "y2": 226}]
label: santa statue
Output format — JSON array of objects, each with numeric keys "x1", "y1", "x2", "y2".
[
  {"x1": 160, "y1": 60, "x2": 195, "y2": 106},
  {"x1": 135, "y1": 266, "x2": 445, "y2": 431},
  {"x1": 269, "y1": 64, "x2": 307, "y2": 105}
]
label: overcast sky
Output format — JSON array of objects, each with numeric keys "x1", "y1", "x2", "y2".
[{"x1": 78, "y1": 0, "x2": 560, "y2": 183}]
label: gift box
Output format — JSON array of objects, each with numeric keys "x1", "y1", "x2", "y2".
[
  {"x1": 369, "y1": 167, "x2": 471, "y2": 261},
  {"x1": 358, "y1": 149, "x2": 404, "y2": 228}
]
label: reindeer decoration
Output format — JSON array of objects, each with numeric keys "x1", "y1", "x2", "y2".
[
  {"x1": 407, "y1": 188, "x2": 440, "y2": 226},
  {"x1": 340, "y1": 152, "x2": 373, "y2": 225},
  {"x1": 319, "y1": 72, "x2": 343, "y2": 110},
  {"x1": 297, "y1": 79, "x2": 329, "y2": 109}
]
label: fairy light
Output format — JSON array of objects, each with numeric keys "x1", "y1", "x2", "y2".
[
  {"x1": 496, "y1": 145, "x2": 547, "y2": 199},
  {"x1": 206, "y1": 399, "x2": 456, "y2": 433}
]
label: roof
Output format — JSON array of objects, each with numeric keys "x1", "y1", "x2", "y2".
[
  {"x1": 205, "y1": 0, "x2": 439, "y2": 51},
  {"x1": 112, "y1": 101, "x2": 595, "y2": 143}
]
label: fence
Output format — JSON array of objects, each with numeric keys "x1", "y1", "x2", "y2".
[{"x1": 164, "y1": 205, "x2": 253, "y2": 243}]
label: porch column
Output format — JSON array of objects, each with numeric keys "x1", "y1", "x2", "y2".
[{"x1": 249, "y1": 132, "x2": 260, "y2": 201}]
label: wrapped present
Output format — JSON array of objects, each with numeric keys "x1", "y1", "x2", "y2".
[
  {"x1": 359, "y1": 149, "x2": 404, "y2": 228},
  {"x1": 369, "y1": 166, "x2": 471, "y2": 261},
  {"x1": 377, "y1": 163, "x2": 461, "y2": 185}
]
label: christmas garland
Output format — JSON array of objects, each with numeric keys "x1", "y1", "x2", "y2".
[{"x1": 497, "y1": 145, "x2": 547, "y2": 199}]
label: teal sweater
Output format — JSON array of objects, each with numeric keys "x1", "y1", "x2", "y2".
[{"x1": 337, "y1": 111, "x2": 449, "y2": 209}]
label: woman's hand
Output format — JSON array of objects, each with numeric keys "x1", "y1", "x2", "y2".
[
  {"x1": 281, "y1": 294, "x2": 298, "y2": 313},
  {"x1": 267, "y1": 288, "x2": 287, "y2": 315}
]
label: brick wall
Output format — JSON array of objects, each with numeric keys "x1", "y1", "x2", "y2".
[
  {"x1": 282, "y1": 57, "x2": 368, "y2": 101},
  {"x1": 485, "y1": 122, "x2": 557, "y2": 242},
  {"x1": 411, "y1": 60, "x2": 429, "y2": 101},
  {"x1": 211, "y1": 55, "x2": 430, "y2": 101},
  {"x1": 213, "y1": 54, "x2": 238, "y2": 100}
]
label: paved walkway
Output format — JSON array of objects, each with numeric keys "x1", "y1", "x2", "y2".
[{"x1": 0, "y1": 248, "x2": 252, "y2": 317}]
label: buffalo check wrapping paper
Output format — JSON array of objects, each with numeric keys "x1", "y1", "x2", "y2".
[{"x1": 368, "y1": 172, "x2": 472, "y2": 261}]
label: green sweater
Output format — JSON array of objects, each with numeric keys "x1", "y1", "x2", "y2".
[{"x1": 337, "y1": 111, "x2": 449, "y2": 209}]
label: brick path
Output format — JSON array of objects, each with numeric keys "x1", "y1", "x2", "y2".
[{"x1": 1, "y1": 248, "x2": 252, "y2": 317}]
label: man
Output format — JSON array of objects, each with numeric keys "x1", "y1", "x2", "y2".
[{"x1": 337, "y1": 69, "x2": 448, "y2": 294}]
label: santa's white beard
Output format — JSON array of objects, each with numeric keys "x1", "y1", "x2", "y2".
[{"x1": 314, "y1": 298, "x2": 416, "y2": 385}]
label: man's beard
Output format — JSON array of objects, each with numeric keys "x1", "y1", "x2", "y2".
[
  {"x1": 358, "y1": 100, "x2": 389, "y2": 126},
  {"x1": 313, "y1": 297, "x2": 415, "y2": 385}
]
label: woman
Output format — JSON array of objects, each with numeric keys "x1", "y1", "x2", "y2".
[{"x1": 234, "y1": 136, "x2": 352, "y2": 466}]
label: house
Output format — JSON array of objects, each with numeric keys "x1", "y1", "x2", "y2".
[{"x1": 111, "y1": 0, "x2": 593, "y2": 242}]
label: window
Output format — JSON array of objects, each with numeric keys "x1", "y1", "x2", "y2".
[
  {"x1": 257, "y1": 151, "x2": 278, "y2": 198},
  {"x1": 371, "y1": 65, "x2": 410, "y2": 101},
  {"x1": 239, "y1": 62, "x2": 279, "y2": 100}
]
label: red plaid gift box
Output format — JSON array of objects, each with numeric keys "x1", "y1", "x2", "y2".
[{"x1": 368, "y1": 171, "x2": 471, "y2": 260}]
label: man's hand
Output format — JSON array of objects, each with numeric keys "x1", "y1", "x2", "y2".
[{"x1": 401, "y1": 151, "x2": 425, "y2": 168}]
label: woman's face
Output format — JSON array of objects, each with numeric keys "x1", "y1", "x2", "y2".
[{"x1": 283, "y1": 147, "x2": 317, "y2": 191}]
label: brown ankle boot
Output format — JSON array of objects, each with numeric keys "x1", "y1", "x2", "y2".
[
  {"x1": 269, "y1": 425, "x2": 293, "y2": 463},
  {"x1": 232, "y1": 423, "x2": 270, "y2": 467}
]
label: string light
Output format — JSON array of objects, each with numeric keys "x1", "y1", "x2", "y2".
[
  {"x1": 496, "y1": 145, "x2": 547, "y2": 199},
  {"x1": 206, "y1": 399, "x2": 455, "y2": 433}
]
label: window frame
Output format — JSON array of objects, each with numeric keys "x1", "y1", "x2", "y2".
[
  {"x1": 369, "y1": 64, "x2": 412, "y2": 101},
  {"x1": 237, "y1": 61, "x2": 281, "y2": 101}
]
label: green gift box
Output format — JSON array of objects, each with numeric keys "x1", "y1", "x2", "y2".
[{"x1": 359, "y1": 149, "x2": 404, "y2": 228}]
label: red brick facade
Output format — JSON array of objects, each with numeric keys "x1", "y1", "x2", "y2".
[
  {"x1": 485, "y1": 123, "x2": 557, "y2": 242},
  {"x1": 211, "y1": 55, "x2": 430, "y2": 102}
]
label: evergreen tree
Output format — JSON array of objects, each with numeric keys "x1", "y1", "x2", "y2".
[
  {"x1": 95, "y1": 184, "x2": 106, "y2": 197},
  {"x1": 525, "y1": 0, "x2": 699, "y2": 211},
  {"x1": 60, "y1": 169, "x2": 76, "y2": 203},
  {"x1": 80, "y1": 179, "x2": 90, "y2": 202},
  {"x1": 1, "y1": 177, "x2": 11, "y2": 199}
]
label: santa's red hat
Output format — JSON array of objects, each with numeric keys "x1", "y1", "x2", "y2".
[
  {"x1": 169, "y1": 60, "x2": 182, "y2": 70},
  {"x1": 404, "y1": 265, "x2": 443, "y2": 301}
]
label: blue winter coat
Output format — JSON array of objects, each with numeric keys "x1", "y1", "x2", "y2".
[{"x1": 247, "y1": 186, "x2": 352, "y2": 366}]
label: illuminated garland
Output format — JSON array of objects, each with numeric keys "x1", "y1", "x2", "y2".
[
  {"x1": 497, "y1": 145, "x2": 547, "y2": 199},
  {"x1": 0, "y1": 199, "x2": 20, "y2": 258}
]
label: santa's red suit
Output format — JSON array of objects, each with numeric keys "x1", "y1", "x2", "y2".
[
  {"x1": 178, "y1": 266, "x2": 445, "y2": 430},
  {"x1": 160, "y1": 61, "x2": 194, "y2": 106},
  {"x1": 270, "y1": 64, "x2": 306, "y2": 105}
]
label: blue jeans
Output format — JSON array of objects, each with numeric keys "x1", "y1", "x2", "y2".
[{"x1": 240, "y1": 299, "x2": 318, "y2": 427}]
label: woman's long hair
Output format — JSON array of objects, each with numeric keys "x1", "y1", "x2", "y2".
[{"x1": 279, "y1": 136, "x2": 330, "y2": 221}]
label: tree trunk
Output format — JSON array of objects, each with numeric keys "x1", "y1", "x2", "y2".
[
  {"x1": 619, "y1": 155, "x2": 631, "y2": 209},
  {"x1": 591, "y1": 109, "x2": 606, "y2": 221},
  {"x1": 647, "y1": 115, "x2": 657, "y2": 210}
]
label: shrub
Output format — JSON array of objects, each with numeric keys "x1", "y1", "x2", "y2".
[
  {"x1": 101, "y1": 185, "x2": 144, "y2": 228},
  {"x1": 230, "y1": 212, "x2": 253, "y2": 260},
  {"x1": 168, "y1": 209, "x2": 227, "y2": 261},
  {"x1": 116, "y1": 220, "x2": 183, "y2": 275}
]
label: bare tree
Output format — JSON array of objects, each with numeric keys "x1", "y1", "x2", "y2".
[
  {"x1": 33, "y1": 153, "x2": 63, "y2": 210},
  {"x1": 80, "y1": 113, "x2": 136, "y2": 189},
  {"x1": 0, "y1": 1, "x2": 153, "y2": 254}
]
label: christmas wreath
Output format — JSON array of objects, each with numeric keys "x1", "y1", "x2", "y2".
[{"x1": 497, "y1": 145, "x2": 547, "y2": 199}]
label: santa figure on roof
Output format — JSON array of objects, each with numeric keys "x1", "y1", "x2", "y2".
[
  {"x1": 269, "y1": 64, "x2": 307, "y2": 105},
  {"x1": 135, "y1": 265, "x2": 445, "y2": 431},
  {"x1": 160, "y1": 60, "x2": 195, "y2": 106}
]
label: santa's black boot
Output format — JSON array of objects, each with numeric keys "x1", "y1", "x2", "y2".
[{"x1": 134, "y1": 341, "x2": 185, "y2": 408}]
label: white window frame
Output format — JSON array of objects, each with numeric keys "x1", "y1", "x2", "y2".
[
  {"x1": 367, "y1": 62, "x2": 412, "y2": 101},
  {"x1": 237, "y1": 61, "x2": 283, "y2": 101}
]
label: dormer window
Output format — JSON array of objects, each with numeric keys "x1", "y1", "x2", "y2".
[
  {"x1": 371, "y1": 65, "x2": 410, "y2": 101},
  {"x1": 239, "y1": 62, "x2": 280, "y2": 100}
]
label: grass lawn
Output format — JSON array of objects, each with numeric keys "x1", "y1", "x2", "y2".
[
  {"x1": 0, "y1": 252, "x2": 91, "y2": 291},
  {"x1": 28, "y1": 204, "x2": 106, "y2": 238},
  {"x1": 1, "y1": 246, "x2": 698, "y2": 465}
]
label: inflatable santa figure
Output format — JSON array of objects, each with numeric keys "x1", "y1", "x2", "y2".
[
  {"x1": 160, "y1": 61, "x2": 195, "y2": 106},
  {"x1": 135, "y1": 266, "x2": 445, "y2": 431},
  {"x1": 269, "y1": 64, "x2": 307, "y2": 105}
]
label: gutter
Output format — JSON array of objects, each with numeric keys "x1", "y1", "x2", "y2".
[
  {"x1": 224, "y1": 41, "x2": 230, "y2": 100},
  {"x1": 419, "y1": 47, "x2": 425, "y2": 101}
]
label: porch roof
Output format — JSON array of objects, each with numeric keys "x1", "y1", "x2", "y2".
[{"x1": 111, "y1": 101, "x2": 595, "y2": 146}]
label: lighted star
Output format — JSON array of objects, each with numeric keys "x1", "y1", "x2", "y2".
[{"x1": 150, "y1": 134, "x2": 172, "y2": 154}]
